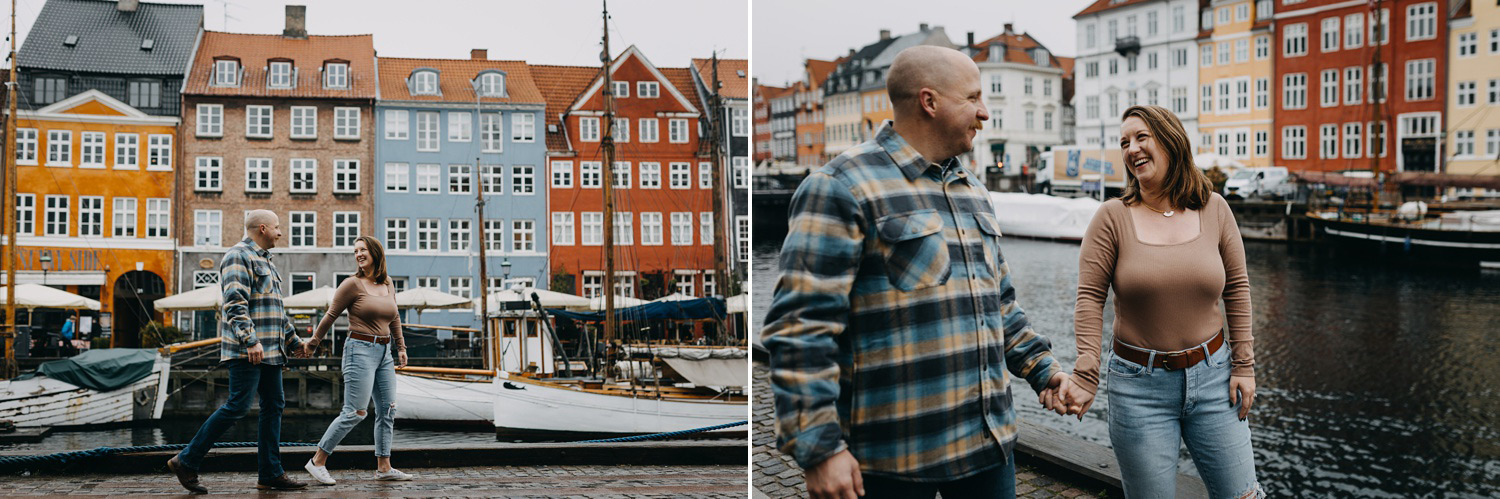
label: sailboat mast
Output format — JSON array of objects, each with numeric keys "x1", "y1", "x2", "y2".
[
  {"x1": 474, "y1": 151, "x2": 492, "y2": 371},
  {"x1": 4, "y1": 0, "x2": 20, "y2": 379},
  {"x1": 1370, "y1": 0, "x2": 1384, "y2": 207},
  {"x1": 707, "y1": 54, "x2": 729, "y2": 336},
  {"x1": 600, "y1": 0, "x2": 617, "y2": 365}
]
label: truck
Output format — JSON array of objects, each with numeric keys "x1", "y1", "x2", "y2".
[
  {"x1": 1042, "y1": 146, "x2": 1128, "y2": 198},
  {"x1": 1223, "y1": 166, "x2": 1294, "y2": 199}
]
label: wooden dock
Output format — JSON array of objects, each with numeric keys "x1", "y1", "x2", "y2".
[{"x1": 1017, "y1": 421, "x2": 1208, "y2": 499}]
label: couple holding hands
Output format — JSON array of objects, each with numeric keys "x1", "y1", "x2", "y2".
[{"x1": 762, "y1": 46, "x2": 1262, "y2": 499}]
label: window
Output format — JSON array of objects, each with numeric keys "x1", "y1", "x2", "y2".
[
  {"x1": 700, "y1": 162, "x2": 713, "y2": 189},
  {"x1": 1285, "y1": 23, "x2": 1308, "y2": 56},
  {"x1": 1493, "y1": 28, "x2": 1500, "y2": 53},
  {"x1": 287, "y1": 212, "x2": 315, "y2": 247},
  {"x1": 641, "y1": 213, "x2": 663, "y2": 246},
  {"x1": 1372, "y1": 63, "x2": 1389, "y2": 102},
  {"x1": 1086, "y1": 96, "x2": 1099, "y2": 119},
  {"x1": 334, "y1": 107, "x2": 360, "y2": 139},
  {"x1": 675, "y1": 274, "x2": 695, "y2": 297},
  {"x1": 1109, "y1": 58, "x2": 1119, "y2": 75},
  {"x1": 1344, "y1": 123, "x2": 1363, "y2": 158},
  {"x1": 703, "y1": 273, "x2": 717, "y2": 297},
  {"x1": 1457, "y1": 32, "x2": 1478, "y2": 58},
  {"x1": 44, "y1": 196, "x2": 69, "y2": 236},
  {"x1": 1084, "y1": 63, "x2": 1098, "y2": 79},
  {"x1": 513, "y1": 165, "x2": 535, "y2": 194},
  {"x1": 1321, "y1": 70, "x2": 1339, "y2": 107},
  {"x1": 1370, "y1": 121, "x2": 1387, "y2": 157},
  {"x1": 1218, "y1": 42, "x2": 1230, "y2": 65},
  {"x1": 78, "y1": 197, "x2": 103, "y2": 237},
  {"x1": 1345, "y1": 67, "x2": 1363, "y2": 105},
  {"x1": 471, "y1": 113, "x2": 500, "y2": 152},
  {"x1": 1203, "y1": 85, "x2": 1215, "y2": 113},
  {"x1": 613, "y1": 81, "x2": 630, "y2": 97},
  {"x1": 582, "y1": 274, "x2": 603, "y2": 298},
  {"x1": 612, "y1": 162, "x2": 631, "y2": 188},
  {"x1": 15, "y1": 194, "x2": 34, "y2": 235},
  {"x1": 1235, "y1": 39, "x2": 1249, "y2": 62},
  {"x1": 639, "y1": 118, "x2": 659, "y2": 142},
  {"x1": 416, "y1": 164, "x2": 440, "y2": 193},
  {"x1": 197, "y1": 104, "x2": 223, "y2": 137},
  {"x1": 111, "y1": 197, "x2": 136, "y2": 237},
  {"x1": 385, "y1": 110, "x2": 409, "y2": 140},
  {"x1": 417, "y1": 112, "x2": 440, "y2": 151},
  {"x1": 415, "y1": 219, "x2": 439, "y2": 252},
  {"x1": 214, "y1": 60, "x2": 239, "y2": 86},
  {"x1": 333, "y1": 212, "x2": 359, "y2": 248},
  {"x1": 385, "y1": 219, "x2": 409, "y2": 250},
  {"x1": 193, "y1": 210, "x2": 221, "y2": 246},
  {"x1": 732, "y1": 107, "x2": 748, "y2": 136},
  {"x1": 663, "y1": 212, "x2": 693, "y2": 246},
  {"x1": 1026, "y1": 110, "x2": 1037, "y2": 130},
  {"x1": 700, "y1": 212, "x2": 713, "y2": 246},
  {"x1": 1320, "y1": 124, "x2": 1339, "y2": 159},
  {"x1": 1284, "y1": 73, "x2": 1307, "y2": 109},
  {"x1": 639, "y1": 162, "x2": 661, "y2": 189},
  {"x1": 482, "y1": 165, "x2": 504, "y2": 194},
  {"x1": 1407, "y1": 3, "x2": 1436, "y2": 41},
  {"x1": 1458, "y1": 81, "x2": 1478, "y2": 107},
  {"x1": 77, "y1": 132, "x2": 105, "y2": 168},
  {"x1": 552, "y1": 213, "x2": 574, "y2": 245},
  {"x1": 1202, "y1": 45, "x2": 1214, "y2": 67},
  {"x1": 512, "y1": 113, "x2": 535, "y2": 142},
  {"x1": 144, "y1": 134, "x2": 171, "y2": 170},
  {"x1": 582, "y1": 212, "x2": 603, "y2": 245},
  {"x1": 246, "y1": 158, "x2": 273, "y2": 192},
  {"x1": 1322, "y1": 17, "x2": 1340, "y2": 52},
  {"x1": 1491, "y1": 80, "x2": 1500, "y2": 104},
  {"x1": 290, "y1": 159, "x2": 317, "y2": 193},
  {"x1": 484, "y1": 220, "x2": 504, "y2": 251},
  {"x1": 289, "y1": 106, "x2": 317, "y2": 139},
  {"x1": 125, "y1": 80, "x2": 161, "y2": 109},
  {"x1": 581, "y1": 117, "x2": 600, "y2": 142},
  {"x1": 544, "y1": 161, "x2": 571, "y2": 189},
  {"x1": 669, "y1": 119, "x2": 689, "y2": 143},
  {"x1": 1173, "y1": 5, "x2": 1186, "y2": 32},
  {"x1": 448, "y1": 112, "x2": 472, "y2": 142},
  {"x1": 412, "y1": 71, "x2": 438, "y2": 95},
  {"x1": 415, "y1": 276, "x2": 439, "y2": 290},
  {"x1": 34, "y1": 76, "x2": 66, "y2": 104},
  {"x1": 1217, "y1": 130, "x2": 1232, "y2": 156},
  {"x1": 1455, "y1": 130, "x2": 1475, "y2": 157},
  {"x1": 195, "y1": 157, "x2": 222, "y2": 191},
  {"x1": 613, "y1": 212, "x2": 633, "y2": 245},
  {"x1": 442, "y1": 164, "x2": 468, "y2": 194},
  {"x1": 1025, "y1": 77, "x2": 1034, "y2": 95},
  {"x1": 1405, "y1": 59, "x2": 1435, "y2": 101},
  {"x1": 268, "y1": 61, "x2": 293, "y2": 88},
  {"x1": 1147, "y1": 52, "x2": 1158, "y2": 70},
  {"x1": 613, "y1": 118, "x2": 630, "y2": 142},
  {"x1": 15, "y1": 128, "x2": 37, "y2": 164},
  {"x1": 637, "y1": 81, "x2": 659, "y2": 98},
  {"x1": 478, "y1": 72, "x2": 505, "y2": 96},
  {"x1": 246, "y1": 105, "x2": 273, "y2": 138},
  {"x1": 1172, "y1": 87, "x2": 1188, "y2": 114},
  {"x1": 448, "y1": 278, "x2": 471, "y2": 301},
  {"x1": 1488, "y1": 129, "x2": 1500, "y2": 158},
  {"x1": 580, "y1": 161, "x2": 602, "y2": 188},
  {"x1": 384, "y1": 163, "x2": 409, "y2": 192},
  {"x1": 737, "y1": 216, "x2": 750, "y2": 263},
  {"x1": 1283, "y1": 126, "x2": 1307, "y2": 159},
  {"x1": 449, "y1": 219, "x2": 471, "y2": 251},
  {"x1": 334, "y1": 160, "x2": 360, "y2": 193},
  {"x1": 46, "y1": 130, "x2": 72, "y2": 166},
  {"x1": 1173, "y1": 48, "x2": 1188, "y2": 68},
  {"x1": 1251, "y1": 78, "x2": 1268, "y2": 109},
  {"x1": 1086, "y1": 24, "x2": 1097, "y2": 48},
  {"x1": 1255, "y1": 130, "x2": 1269, "y2": 157},
  {"x1": 324, "y1": 62, "x2": 348, "y2": 89},
  {"x1": 1370, "y1": 9, "x2": 1390, "y2": 45},
  {"x1": 734, "y1": 157, "x2": 749, "y2": 188}
]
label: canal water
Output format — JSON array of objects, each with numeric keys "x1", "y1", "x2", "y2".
[{"x1": 753, "y1": 236, "x2": 1500, "y2": 497}]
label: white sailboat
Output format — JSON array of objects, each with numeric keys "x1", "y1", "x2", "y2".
[{"x1": 0, "y1": 351, "x2": 170, "y2": 427}]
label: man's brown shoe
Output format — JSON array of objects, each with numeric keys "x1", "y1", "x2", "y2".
[
  {"x1": 256, "y1": 473, "x2": 309, "y2": 490},
  {"x1": 166, "y1": 456, "x2": 207, "y2": 494}
]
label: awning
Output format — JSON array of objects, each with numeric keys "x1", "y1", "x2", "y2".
[
  {"x1": 0, "y1": 283, "x2": 102, "y2": 310},
  {"x1": 153, "y1": 285, "x2": 222, "y2": 311},
  {"x1": 661, "y1": 357, "x2": 748, "y2": 388}
]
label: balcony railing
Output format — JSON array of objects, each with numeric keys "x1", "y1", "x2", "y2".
[{"x1": 1114, "y1": 36, "x2": 1141, "y2": 57}]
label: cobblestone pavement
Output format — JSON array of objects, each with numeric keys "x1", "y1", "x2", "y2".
[
  {"x1": 4, "y1": 464, "x2": 746, "y2": 497},
  {"x1": 752, "y1": 364, "x2": 1107, "y2": 498}
]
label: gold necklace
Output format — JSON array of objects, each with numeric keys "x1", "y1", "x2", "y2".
[{"x1": 1141, "y1": 201, "x2": 1176, "y2": 217}]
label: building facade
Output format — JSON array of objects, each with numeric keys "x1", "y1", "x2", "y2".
[
  {"x1": 1198, "y1": 0, "x2": 1277, "y2": 167},
  {"x1": 968, "y1": 24, "x2": 1070, "y2": 177},
  {"x1": 769, "y1": 85, "x2": 797, "y2": 162},
  {"x1": 795, "y1": 59, "x2": 838, "y2": 165},
  {"x1": 9, "y1": 0, "x2": 202, "y2": 346},
  {"x1": 1447, "y1": 0, "x2": 1500, "y2": 187},
  {"x1": 1074, "y1": 0, "x2": 1203, "y2": 150},
  {"x1": 752, "y1": 79, "x2": 773, "y2": 164},
  {"x1": 691, "y1": 58, "x2": 751, "y2": 289},
  {"x1": 372, "y1": 52, "x2": 549, "y2": 328}
]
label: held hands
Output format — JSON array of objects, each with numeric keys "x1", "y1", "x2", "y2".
[
  {"x1": 1038, "y1": 372, "x2": 1095, "y2": 420},
  {"x1": 1230, "y1": 376, "x2": 1256, "y2": 420},
  {"x1": 806, "y1": 449, "x2": 864, "y2": 499}
]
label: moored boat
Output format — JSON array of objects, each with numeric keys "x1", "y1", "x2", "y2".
[
  {"x1": 0, "y1": 349, "x2": 170, "y2": 427},
  {"x1": 1307, "y1": 210, "x2": 1500, "y2": 265}
]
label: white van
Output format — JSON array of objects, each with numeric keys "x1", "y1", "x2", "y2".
[{"x1": 1224, "y1": 167, "x2": 1292, "y2": 199}]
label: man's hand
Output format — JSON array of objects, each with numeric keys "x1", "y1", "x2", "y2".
[
  {"x1": 1038, "y1": 371, "x2": 1070, "y2": 415},
  {"x1": 1230, "y1": 376, "x2": 1256, "y2": 420},
  {"x1": 246, "y1": 343, "x2": 264, "y2": 364},
  {"x1": 806, "y1": 449, "x2": 864, "y2": 499},
  {"x1": 1058, "y1": 376, "x2": 1096, "y2": 420},
  {"x1": 396, "y1": 350, "x2": 408, "y2": 369}
]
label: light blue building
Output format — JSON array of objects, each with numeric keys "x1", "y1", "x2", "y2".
[{"x1": 374, "y1": 54, "x2": 550, "y2": 328}]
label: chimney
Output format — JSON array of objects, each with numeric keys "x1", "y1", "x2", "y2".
[
  {"x1": 967, "y1": 31, "x2": 975, "y2": 47},
  {"x1": 471, "y1": 49, "x2": 488, "y2": 60},
  {"x1": 283, "y1": 5, "x2": 307, "y2": 39},
  {"x1": 919, "y1": 23, "x2": 929, "y2": 32},
  {"x1": 117, "y1": 0, "x2": 139, "y2": 12},
  {"x1": 879, "y1": 29, "x2": 891, "y2": 40},
  {"x1": 1004, "y1": 23, "x2": 1014, "y2": 35}
]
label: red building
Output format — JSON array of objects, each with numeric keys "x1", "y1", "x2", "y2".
[
  {"x1": 753, "y1": 80, "x2": 774, "y2": 163},
  {"x1": 1274, "y1": 0, "x2": 1447, "y2": 175},
  {"x1": 538, "y1": 46, "x2": 717, "y2": 301}
]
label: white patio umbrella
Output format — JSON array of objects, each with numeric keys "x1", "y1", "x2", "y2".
[
  {"x1": 480, "y1": 286, "x2": 591, "y2": 312},
  {"x1": 153, "y1": 285, "x2": 222, "y2": 311},
  {"x1": 588, "y1": 295, "x2": 648, "y2": 311},
  {"x1": 726, "y1": 293, "x2": 748, "y2": 314},
  {"x1": 0, "y1": 283, "x2": 102, "y2": 310},
  {"x1": 651, "y1": 292, "x2": 698, "y2": 303},
  {"x1": 395, "y1": 287, "x2": 471, "y2": 310},
  {"x1": 283, "y1": 285, "x2": 337, "y2": 309}
]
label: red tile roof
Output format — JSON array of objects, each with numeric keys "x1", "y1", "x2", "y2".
[
  {"x1": 757, "y1": 84, "x2": 790, "y2": 100},
  {"x1": 805, "y1": 58, "x2": 839, "y2": 88},
  {"x1": 1056, "y1": 56, "x2": 1076, "y2": 79},
  {"x1": 377, "y1": 57, "x2": 544, "y2": 105},
  {"x1": 183, "y1": 31, "x2": 376, "y2": 99},
  {"x1": 531, "y1": 64, "x2": 599, "y2": 152},
  {"x1": 969, "y1": 32, "x2": 1065, "y2": 70},
  {"x1": 1074, "y1": 0, "x2": 1158, "y2": 19},
  {"x1": 691, "y1": 58, "x2": 748, "y2": 100}
]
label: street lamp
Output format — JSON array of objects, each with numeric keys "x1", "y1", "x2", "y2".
[
  {"x1": 39, "y1": 252, "x2": 52, "y2": 285},
  {"x1": 500, "y1": 258, "x2": 512, "y2": 287}
]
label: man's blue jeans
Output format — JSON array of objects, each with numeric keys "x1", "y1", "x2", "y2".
[
  {"x1": 860, "y1": 449, "x2": 1017, "y2": 498},
  {"x1": 175, "y1": 359, "x2": 287, "y2": 481}
]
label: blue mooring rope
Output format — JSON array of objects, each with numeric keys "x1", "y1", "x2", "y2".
[{"x1": 577, "y1": 420, "x2": 748, "y2": 443}]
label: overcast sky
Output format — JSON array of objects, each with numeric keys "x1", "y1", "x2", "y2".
[
  {"x1": 5, "y1": 0, "x2": 747, "y2": 68},
  {"x1": 752, "y1": 0, "x2": 1096, "y2": 86}
]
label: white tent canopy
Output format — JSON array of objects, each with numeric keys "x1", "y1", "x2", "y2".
[
  {"x1": 727, "y1": 293, "x2": 748, "y2": 314},
  {"x1": 481, "y1": 287, "x2": 591, "y2": 312},
  {"x1": 0, "y1": 283, "x2": 102, "y2": 310},
  {"x1": 152, "y1": 285, "x2": 222, "y2": 311},
  {"x1": 282, "y1": 285, "x2": 337, "y2": 309},
  {"x1": 588, "y1": 295, "x2": 648, "y2": 311},
  {"x1": 1193, "y1": 153, "x2": 1245, "y2": 171},
  {"x1": 394, "y1": 287, "x2": 471, "y2": 310}
]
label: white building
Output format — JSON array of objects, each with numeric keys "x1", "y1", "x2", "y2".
[
  {"x1": 1073, "y1": 0, "x2": 1202, "y2": 151},
  {"x1": 968, "y1": 24, "x2": 1070, "y2": 176}
]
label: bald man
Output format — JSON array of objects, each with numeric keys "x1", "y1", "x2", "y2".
[
  {"x1": 169, "y1": 209, "x2": 309, "y2": 493},
  {"x1": 761, "y1": 46, "x2": 1070, "y2": 498}
]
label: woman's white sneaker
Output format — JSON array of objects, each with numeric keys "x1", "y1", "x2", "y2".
[
  {"x1": 374, "y1": 468, "x2": 414, "y2": 481},
  {"x1": 304, "y1": 460, "x2": 336, "y2": 485}
]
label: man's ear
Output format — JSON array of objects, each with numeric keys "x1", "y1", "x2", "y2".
[{"x1": 919, "y1": 88, "x2": 938, "y2": 118}]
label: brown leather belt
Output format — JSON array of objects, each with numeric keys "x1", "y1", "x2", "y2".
[
  {"x1": 347, "y1": 331, "x2": 391, "y2": 345},
  {"x1": 1112, "y1": 331, "x2": 1223, "y2": 371}
]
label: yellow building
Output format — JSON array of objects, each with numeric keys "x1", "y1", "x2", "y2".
[
  {"x1": 859, "y1": 88, "x2": 894, "y2": 138},
  {"x1": 1447, "y1": 0, "x2": 1500, "y2": 190},
  {"x1": 1197, "y1": 0, "x2": 1276, "y2": 167},
  {"x1": 9, "y1": 90, "x2": 179, "y2": 347}
]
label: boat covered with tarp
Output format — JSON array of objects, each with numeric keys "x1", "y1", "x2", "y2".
[{"x1": 0, "y1": 349, "x2": 171, "y2": 427}]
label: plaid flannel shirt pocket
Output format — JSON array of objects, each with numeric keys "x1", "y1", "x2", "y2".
[{"x1": 875, "y1": 209, "x2": 950, "y2": 291}]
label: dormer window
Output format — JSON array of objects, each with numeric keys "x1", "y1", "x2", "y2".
[
  {"x1": 613, "y1": 81, "x2": 629, "y2": 98},
  {"x1": 637, "y1": 81, "x2": 660, "y2": 98},
  {"x1": 412, "y1": 70, "x2": 439, "y2": 95},
  {"x1": 1033, "y1": 48, "x2": 1050, "y2": 66},
  {"x1": 324, "y1": 62, "x2": 348, "y2": 89},
  {"x1": 989, "y1": 44, "x2": 1003, "y2": 61},
  {"x1": 268, "y1": 61, "x2": 293, "y2": 88},
  {"x1": 214, "y1": 59, "x2": 240, "y2": 86},
  {"x1": 477, "y1": 72, "x2": 506, "y2": 97}
]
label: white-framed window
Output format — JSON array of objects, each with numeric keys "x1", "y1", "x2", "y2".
[
  {"x1": 699, "y1": 162, "x2": 713, "y2": 189},
  {"x1": 196, "y1": 104, "x2": 223, "y2": 137},
  {"x1": 613, "y1": 81, "x2": 630, "y2": 97},
  {"x1": 214, "y1": 59, "x2": 239, "y2": 86},
  {"x1": 290, "y1": 159, "x2": 317, "y2": 193},
  {"x1": 385, "y1": 110, "x2": 409, "y2": 140},
  {"x1": 513, "y1": 165, "x2": 535, "y2": 194},
  {"x1": 1235, "y1": 38, "x2": 1249, "y2": 62},
  {"x1": 46, "y1": 130, "x2": 71, "y2": 166},
  {"x1": 675, "y1": 273, "x2": 695, "y2": 297},
  {"x1": 1487, "y1": 129, "x2": 1500, "y2": 158},
  {"x1": 1320, "y1": 124, "x2": 1339, "y2": 159},
  {"x1": 1218, "y1": 42, "x2": 1231, "y2": 65},
  {"x1": 669, "y1": 162, "x2": 691, "y2": 189},
  {"x1": 1284, "y1": 73, "x2": 1307, "y2": 109},
  {"x1": 733, "y1": 157, "x2": 749, "y2": 188},
  {"x1": 415, "y1": 218, "x2": 439, "y2": 252},
  {"x1": 1345, "y1": 13, "x2": 1364, "y2": 48},
  {"x1": 1406, "y1": 3, "x2": 1436, "y2": 41},
  {"x1": 384, "y1": 163, "x2": 409, "y2": 192},
  {"x1": 15, "y1": 194, "x2": 35, "y2": 235},
  {"x1": 334, "y1": 159, "x2": 360, "y2": 193},
  {"x1": 290, "y1": 106, "x2": 317, "y2": 139},
  {"x1": 639, "y1": 162, "x2": 661, "y2": 189},
  {"x1": 703, "y1": 272, "x2": 717, "y2": 297},
  {"x1": 478, "y1": 72, "x2": 505, "y2": 97},
  {"x1": 1282, "y1": 126, "x2": 1307, "y2": 159},
  {"x1": 580, "y1": 161, "x2": 602, "y2": 188},
  {"x1": 1284, "y1": 23, "x2": 1308, "y2": 56},
  {"x1": 111, "y1": 133, "x2": 138, "y2": 169},
  {"x1": 1321, "y1": 17, "x2": 1340, "y2": 52},
  {"x1": 246, "y1": 105, "x2": 273, "y2": 138},
  {"x1": 324, "y1": 62, "x2": 348, "y2": 89},
  {"x1": 1492, "y1": 28, "x2": 1500, "y2": 53},
  {"x1": 1345, "y1": 67, "x2": 1363, "y2": 105},
  {"x1": 512, "y1": 219, "x2": 535, "y2": 252},
  {"x1": 146, "y1": 134, "x2": 171, "y2": 170},
  {"x1": 1370, "y1": 9, "x2": 1390, "y2": 45},
  {"x1": 640, "y1": 212, "x2": 663, "y2": 246},
  {"x1": 78, "y1": 131, "x2": 105, "y2": 168},
  {"x1": 385, "y1": 218, "x2": 409, "y2": 250},
  {"x1": 581, "y1": 212, "x2": 603, "y2": 246},
  {"x1": 1344, "y1": 123, "x2": 1363, "y2": 158},
  {"x1": 1202, "y1": 44, "x2": 1214, "y2": 67},
  {"x1": 412, "y1": 71, "x2": 438, "y2": 95},
  {"x1": 1321, "y1": 70, "x2": 1339, "y2": 107},
  {"x1": 637, "y1": 81, "x2": 659, "y2": 98},
  {"x1": 449, "y1": 219, "x2": 471, "y2": 252},
  {"x1": 288, "y1": 211, "x2": 315, "y2": 247},
  {"x1": 1371, "y1": 63, "x2": 1390, "y2": 102},
  {"x1": 478, "y1": 113, "x2": 503, "y2": 152},
  {"x1": 1454, "y1": 130, "x2": 1475, "y2": 157},
  {"x1": 334, "y1": 107, "x2": 360, "y2": 139},
  {"x1": 700, "y1": 212, "x2": 713, "y2": 246},
  {"x1": 416, "y1": 111, "x2": 440, "y2": 151},
  {"x1": 612, "y1": 161, "x2": 631, "y2": 188},
  {"x1": 333, "y1": 212, "x2": 359, "y2": 248},
  {"x1": 15, "y1": 128, "x2": 37, "y2": 165},
  {"x1": 1203, "y1": 85, "x2": 1214, "y2": 113},
  {"x1": 195, "y1": 157, "x2": 222, "y2": 191},
  {"x1": 449, "y1": 164, "x2": 471, "y2": 194},
  {"x1": 193, "y1": 209, "x2": 221, "y2": 247},
  {"x1": 481, "y1": 165, "x2": 503, "y2": 194},
  {"x1": 1459, "y1": 32, "x2": 1479, "y2": 57},
  {"x1": 1254, "y1": 78, "x2": 1270, "y2": 109},
  {"x1": 448, "y1": 278, "x2": 471, "y2": 302},
  {"x1": 1405, "y1": 59, "x2": 1435, "y2": 101},
  {"x1": 552, "y1": 212, "x2": 574, "y2": 246},
  {"x1": 613, "y1": 212, "x2": 633, "y2": 245},
  {"x1": 416, "y1": 164, "x2": 441, "y2": 194},
  {"x1": 669, "y1": 119, "x2": 689, "y2": 143},
  {"x1": 1217, "y1": 130, "x2": 1232, "y2": 156},
  {"x1": 44, "y1": 195, "x2": 69, "y2": 236},
  {"x1": 581, "y1": 117, "x2": 600, "y2": 142},
  {"x1": 483, "y1": 220, "x2": 503, "y2": 251},
  {"x1": 1173, "y1": 5, "x2": 1185, "y2": 32},
  {"x1": 1254, "y1": 130, "x2": 1269, "y2": 157},
  {"x1": 639, "y1": 118, "x2": 659, "y2": 142},
  {"x1": 448, "y1": 112, "x2": 472, "y2": 142},
  {"x1": 732, "y1": 107, "x2": 748, "y2": 136},
  {"x1": 737, "y1": 216, "x2": 750, "y2": 263},
  {"x1": 268, "y1": 61, "x2": 293, "y2": 88},
  {"x1": 77, "y1": 196, "x2": 103, "y2": 236},
  {"x1": 109, "y1": 197, "x2": 136, "y2": 237},
  {"x1": 671, "y1": 212, "x2": 693, "y2": 246},
  {"x1": 512, "y1": 112, "x2": 535, "y2": 142},
  {"x1": 551, "y1": 161, "x2": 573, "y2": 188},
  {"x1": 246, "y1": 158, "x2": 273, "y2": 192},
  {"x1": 612, "y1": 118, "x2": 630, "y2": 143},
  {"x1": 1458, "y1": 81, "x2": 1478, "y2": 107},
  {"x1": 415, "y1": 276, "x2": 439, "y2": 290}
]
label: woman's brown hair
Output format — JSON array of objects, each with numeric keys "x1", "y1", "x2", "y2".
[
  {"x1": 354, "y1": 235, "x2": 389, "y2": 285},
  {"x1": 1118, "y1": 105, "x2": 1213, "y2": 211}
]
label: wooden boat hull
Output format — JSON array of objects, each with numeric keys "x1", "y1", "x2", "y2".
[
  {"x1": 491, "y1": 374, "x2": 746, "y2": 439},
  {"x1": 0, "y1": 356, "x2": 170, "y2": 428},
  {"x1": 1309, "y1": 215, "x2": 1500, "y2": 264}
]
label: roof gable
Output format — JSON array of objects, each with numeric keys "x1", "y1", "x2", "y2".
[
  {"x1": 37, "y1": 88, "x2": 152, "y2": 118},
  {"x1": 377, "y1": 57, "x2": 545, "y2": 104},
  {"x1": 182, "y1": 31, "x2": 377, "y2": 99},
  {"x1": 18, "y1": 0, "x2": 203, "y2": 76},
  {"x1": 691, "y1": 58, "x2": 748, "y2": 100},
  {"x1": 570, "y1": 45, "x2": 700, "y2": 114}
]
